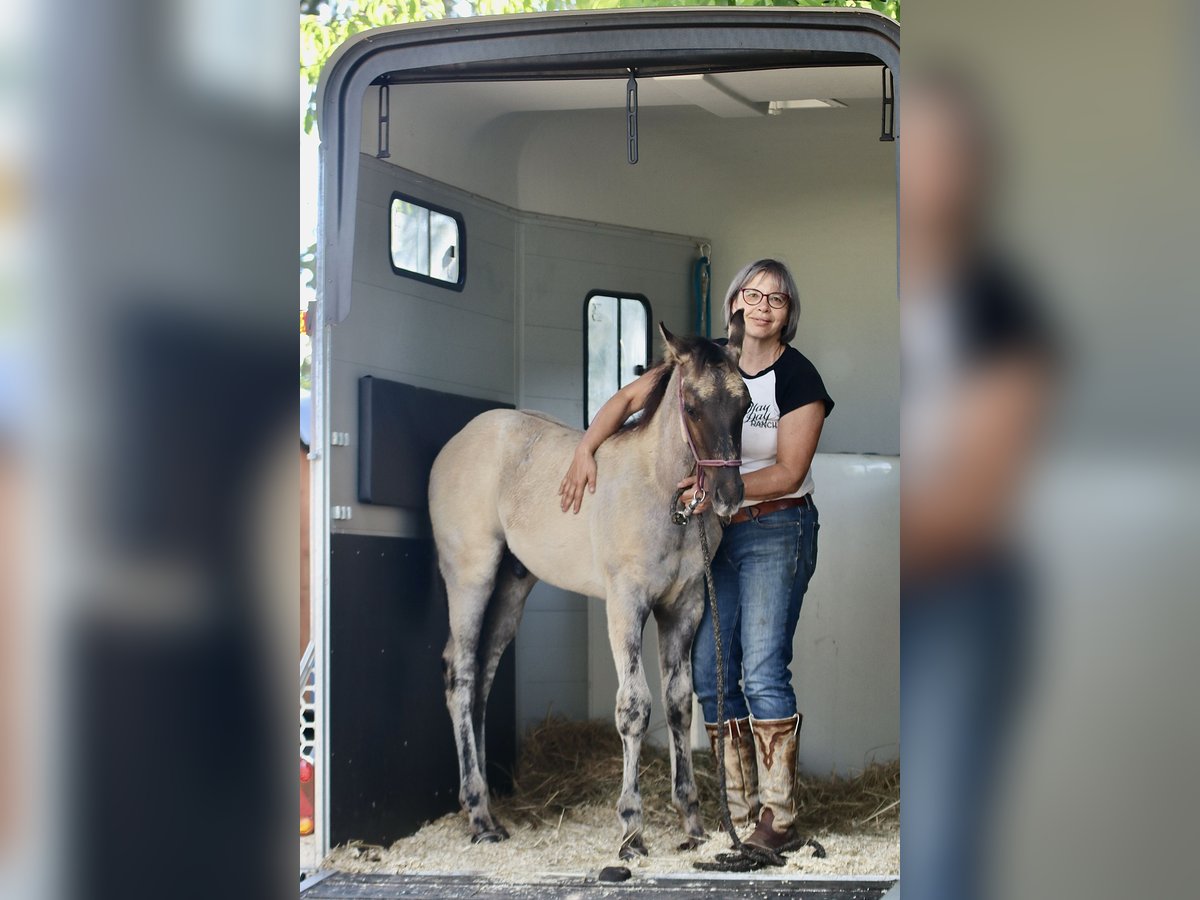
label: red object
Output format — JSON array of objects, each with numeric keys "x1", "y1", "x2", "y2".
[{"x1": 300, "y1": 758, "x2": 315, "y2": 835}]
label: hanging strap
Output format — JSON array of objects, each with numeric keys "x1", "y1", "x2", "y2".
[
  {"x1": 693, "y1": 253, "x2": 712, "y2": 338},
  {"x1": 626, "y1": 70, "x2": 639, "y2": 165}
]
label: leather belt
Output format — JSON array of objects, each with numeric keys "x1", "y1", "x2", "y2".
[{"x1": 727, "y1": 494, "x2": 812, "y2": 526}]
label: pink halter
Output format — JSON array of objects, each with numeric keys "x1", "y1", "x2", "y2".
[{"x1": 677, "y1": 375, "x2": 742, "y2": 497}]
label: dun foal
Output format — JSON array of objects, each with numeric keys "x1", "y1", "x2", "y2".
[{"x1": 430, "y1": 317, "x2": 749, "y2": 859}]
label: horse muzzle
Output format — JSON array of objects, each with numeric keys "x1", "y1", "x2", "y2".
[{"x1": 711, "y1": 477, "x2": 745, "y2": 519}]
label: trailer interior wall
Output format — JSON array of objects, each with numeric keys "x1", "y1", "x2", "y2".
[
  {"x1": 363, "y1": 70, "x2": 899, "y2": 454},
  {"x1": 509, "y1": 213, "x2": 699, "y2": 732},
  {"x1": 346, "y1": 67, "x2": 898, "y2": 771}
]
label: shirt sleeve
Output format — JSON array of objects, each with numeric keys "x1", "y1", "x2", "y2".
[
  {"x1": 777, "y1": 350, "x2": 834, "y2": 418},
  {"x1": 958, "y1": 258, "x2": 1061, "y2": 368}
]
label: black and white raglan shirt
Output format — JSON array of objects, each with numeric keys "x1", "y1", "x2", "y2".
[{"x1": 717, "y1": 340, "x2": 835, "y2": 504}]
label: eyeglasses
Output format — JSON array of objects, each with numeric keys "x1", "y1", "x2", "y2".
[{"x1": 739, "y1": 288, "x2": 790, "y2": 309}]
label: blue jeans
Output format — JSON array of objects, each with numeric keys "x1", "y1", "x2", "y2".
[
  {"x1": 901, "y1": 556, "x2": 1031, "y2": 900},
  {"x1": 691, "y1": 503, "x2": 820, "y2": 723}
]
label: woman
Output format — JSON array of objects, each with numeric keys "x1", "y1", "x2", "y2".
[
  {"x1": 560, "y1": 259, "x2": 833, "y2": 852},
  {"x1": 901, "y1": 75, "x2": 1057, "y2": 900}
]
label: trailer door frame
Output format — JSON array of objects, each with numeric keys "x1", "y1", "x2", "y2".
[{"x1": 311, "y1": 6, "x2": 899, "y2": 860}]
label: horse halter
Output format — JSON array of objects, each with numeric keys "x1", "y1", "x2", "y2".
[{"x1": 677, "y1": 373, "x2": 742, "y2": 503}]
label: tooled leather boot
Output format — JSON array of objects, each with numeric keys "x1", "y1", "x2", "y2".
[
  {"x1": 744, "y1": 713, "x2": 802, "y2": 853},
  {"x1": 705, "y1": 717, "x2": 760, "y2": 828}
]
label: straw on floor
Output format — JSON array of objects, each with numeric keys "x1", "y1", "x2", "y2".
[
  {"x1": 494, "y1": 716, "x2": 898, "y2": 834},
  {"x1": 323, "y1": 716, "x2": 899, "y2": 879}
]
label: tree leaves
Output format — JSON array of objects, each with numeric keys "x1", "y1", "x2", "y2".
[{"x1": 301, "y1": 1, "x2": 457, "y2": 135}]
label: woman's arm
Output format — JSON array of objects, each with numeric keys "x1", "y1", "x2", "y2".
[
  {"x1": 902, "y1": 355, "x2": 1049, "y2": 577},
  {"x1": 559, "y1": 367, "x2": 660, "y2": 514},
  {"x1": 741, "y1": 401, "x2": 825, "y2": 502},
  {"x1": 679, "y1": 400, "x2": 825, "y2": 510}
]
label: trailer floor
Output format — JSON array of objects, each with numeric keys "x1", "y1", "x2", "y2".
[{"x1": 300, "y1": 871, "x2": 897, "y2": 899}]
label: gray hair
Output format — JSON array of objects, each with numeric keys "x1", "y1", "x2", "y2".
[{"x1": 722, "y1": 259, "x2": 801, "y2": 345}]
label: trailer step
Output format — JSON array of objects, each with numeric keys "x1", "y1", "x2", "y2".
[{"x1": 300, "y1": 871, "x2": 897, "y2": 899}]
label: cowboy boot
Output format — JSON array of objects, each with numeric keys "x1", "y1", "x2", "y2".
[
  {"x1": 744, "y1": 713, "x2": 802, "y2": 853},
  {"x1": 705, "y1": 717, "x2": 760, "y2": 828}
]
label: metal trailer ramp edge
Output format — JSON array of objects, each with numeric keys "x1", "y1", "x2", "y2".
[{"x1": 301, "y1": 871, "x2": 898, "y2": 899}]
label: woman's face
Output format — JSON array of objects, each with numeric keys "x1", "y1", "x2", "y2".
[
  {"x1": 900, "y1": 88, "x2": 982, "y2": 242},
  {"x1": 731, "y1": 270, "x2": 790, "y2": 344}
]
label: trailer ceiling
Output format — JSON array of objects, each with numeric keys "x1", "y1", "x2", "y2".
[{"x1": 364, "y1": 66, "x2": 886, "y2": 123}]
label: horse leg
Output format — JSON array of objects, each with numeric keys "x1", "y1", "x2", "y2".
[
  {"x1": 655, "y1": 587, "x2": 707, "y2": 849},
  {"x1": 471, "y1": 555, "x2": 536, "y2": 816},
  {"x1": 606, "y1": 593, "x2": 653, "y2": 860},
  {"x1": 441, "y1": 543, "x2": 506, "y2": 842}
]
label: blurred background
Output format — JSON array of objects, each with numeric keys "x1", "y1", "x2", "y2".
[
  {"x1": 2, "y1": 1, "x2": 1198, "y2": 898},
  {"x1": 902, "y1": 3, "x2": 1200, "y2": 900}
]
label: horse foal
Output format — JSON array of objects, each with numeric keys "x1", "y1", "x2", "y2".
[{"x1": 430, "y1": 318, "x2": 749, "y2": 859}]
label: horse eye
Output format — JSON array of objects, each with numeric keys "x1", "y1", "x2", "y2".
[{"x1": 685, "y1": 406, "x2": 700, "y2": 420}]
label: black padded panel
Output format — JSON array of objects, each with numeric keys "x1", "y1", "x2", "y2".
[
  {"x1": 329, "y1": 533, "x2": 516, "y2": 846},
  {"x1": 358, "y1": 376, "x2": 513, "y2": 509}
]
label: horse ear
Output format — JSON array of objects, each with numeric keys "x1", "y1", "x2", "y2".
[
  {"x1": 659, "y1": 321, "x2": 687, "y2": 365},
  {"x1": 726, "y1": 309, "x2": 745, "y2": 365}
]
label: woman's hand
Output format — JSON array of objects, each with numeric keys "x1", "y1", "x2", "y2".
[
  {"x1": 675, "y1": 474, "x2": 712, "y2": 515},
  {"x1": 559, "y1": 445, "x2": 598, "y2": 514},
  {"x1": 557, "y1": 367, "x2": 661, "y2": 514}
]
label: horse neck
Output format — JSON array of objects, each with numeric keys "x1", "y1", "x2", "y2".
[{"x1": 631, "y1": 365, "x2": 695, "y2": 491}]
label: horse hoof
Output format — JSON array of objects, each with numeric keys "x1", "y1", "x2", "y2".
[
  {"x1": 598, "y1": 866, "x2": 632, "y2": 883},
  {"x1": 471, "y1": 830, "x2": 504, "y2": 844},
  {"x1": 677, "y1": 835, "x2": 706, "y2": 852},
  {"x1": 618, "y1": 835, "x2": 648, "y2": 860}
]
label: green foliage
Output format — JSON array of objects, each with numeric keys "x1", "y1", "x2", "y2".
[
  {"x1": 300, "y1": 1, "x2": 574, "y2": 134},
  {"x1": 300, "y1": 241, "x2": 317, "y2": 389},
  {"x1": 300, "y1": 242, "x2": 317, "y2": 293},
  {"x1": 573, "y1": 0, "x2": 897, "y2": 11},
  {"x1": 300, "y1": 0, "x2": 897, "y2": 135},
  {"x1": 303, "y1": 2, "x2": 440, "y2": 135}
]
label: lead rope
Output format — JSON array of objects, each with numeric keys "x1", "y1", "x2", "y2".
[
  {"x1": 697, "y1": 511, "x2": 741, "y2": 848},
  {"x1": 690, "y1": 509, "x2": 772, "y2": 873},
  {"x1": 687, "y1": 507, "x2": 826, "y2": 872}
]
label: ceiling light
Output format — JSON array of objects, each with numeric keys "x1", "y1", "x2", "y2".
[{"x1": 767, "y1": 99, "x2": 847, "y2": 115}]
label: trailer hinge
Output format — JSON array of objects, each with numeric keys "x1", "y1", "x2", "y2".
[
  {"x1": 331, "y1": 505, "x2": 353, "y2": 521},
  {"x1": 330, "y1": 432, "x2": 351, "y2": 446}
]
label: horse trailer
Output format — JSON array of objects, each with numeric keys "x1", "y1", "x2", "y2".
[{"x1": 304, "y1": 7, "x2": 899, "y2": 893}]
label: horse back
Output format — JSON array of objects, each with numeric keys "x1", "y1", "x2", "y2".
[{"x1": 430, "y1": 409, "x2": 602, "y2": 591}]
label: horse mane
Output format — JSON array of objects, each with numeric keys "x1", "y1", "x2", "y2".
[
  {"x1": 616, "y1": 362, "x2": 672, "y2": 435},
  {"x1": 617, "y1": 335, "x2": 729, "y2": 435}
]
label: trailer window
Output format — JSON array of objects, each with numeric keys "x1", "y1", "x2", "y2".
[
  {"x1": 389, "y1": 192, "x2": 465, "y2": 289},
  {"x1": 584, "y1": 292, "x2": 651, "y2": 427}
]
